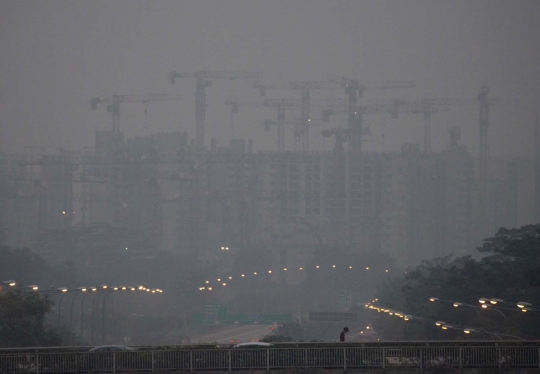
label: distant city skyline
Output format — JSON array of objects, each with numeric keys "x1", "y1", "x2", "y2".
[{"x1": 1, "y1": 0, "x2": 539, "y2": 160}]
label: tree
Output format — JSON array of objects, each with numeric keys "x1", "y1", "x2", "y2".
[
  {"x1": 0, "y1": 291, "x2": 61, "y2": 347},
  {"x1": 370, "y1": 224, "x2": 540, "y2": 341}
]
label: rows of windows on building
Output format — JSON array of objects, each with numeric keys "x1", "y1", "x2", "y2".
[{"x1": 0, "y1": 130, "x2": 538, "y2": 276}]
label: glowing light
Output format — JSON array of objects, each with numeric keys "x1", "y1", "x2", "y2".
[
  {"x1": 365, "y1": 267, "x2": 370, "y2": 270},
  {"x1": 268, "y1": 270, "x2": 272, "y2": 274},
  {"x1": 316, "y1": 265, "x2": 320, "y2": 269},
  {"x1": 332, "y1": 265, "x2": 336, "y2": 268},
  {"x1": 222, "y1": 283, "x2": 226, "y2": 286},
  {"x1": 228, "y1": 276, "x2": 232, "y2": 280},
  {"x1": 241, "y1": 274, "x2": 245, "y2": 277},
  {"x1": 385, "y1": 269, "x2": 389, "y2": 272},
  {"x1": 283, "y1": 268, "x2": 287, "y2": 271},
  {"x1": 254, "y1": 272, "x2": 257, "y2": 275},
  {"x1": 205, "y1": 280, "x2": 209, "y2": 284},
  {"x1": 299, "y1": 267, "x2": 303, "y2": 270}
]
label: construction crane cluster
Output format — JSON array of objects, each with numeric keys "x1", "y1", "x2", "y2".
[{"x1": 89, "y1": 71, "x2": 518, "y2": 202}]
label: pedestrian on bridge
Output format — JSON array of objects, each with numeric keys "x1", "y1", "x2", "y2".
[{"x1": 339, "y1": 327, "x2": 349, "y2": 342}]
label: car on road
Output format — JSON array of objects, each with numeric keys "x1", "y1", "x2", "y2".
[{"x1": 233, "y1": 342, "x2": 273, "y2": 348}]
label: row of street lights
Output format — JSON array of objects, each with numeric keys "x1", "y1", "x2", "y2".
[
  {"x1": 2, "y1": 281, "x2": 163, "y2": 346},
  {"x1": 1, "y1": 280, "x2": 39, "y2": 291},
  {"x1": 434, "y1": 321, "x2": 525, "y2": 340},
  {"x1": 199, "y1": 265, "x2": 391, "y2": 290},
  {"x1": 365, "y1": 295, "x2": 536, "y2": 340},
  {"x1": 427, "y1": 296, "x2": 540, "y2": 339},
  {"x1": 365, "y1": 302, "x2": 424, "y2": 322}
]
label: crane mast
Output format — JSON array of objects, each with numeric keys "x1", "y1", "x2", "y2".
[
  {"x1": 255, "y1": 81, "x2": 337, "y2": 152},
  {"x1": 330, "y1": 77, "x2": 414, "y2": 155},
  {"x1": 226, "y1": 98, "x2": 342, "y2": 152},
  {"x1": 169, "y1": 70, "x2": 264, "y2": 154},
  {"x1": 478, "y1": 85, "x2": 490, "y2": 195}
]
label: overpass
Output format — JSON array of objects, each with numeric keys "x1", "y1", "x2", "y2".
[{"x1": 1, "y1": 341, "x2": 540, "y2": 372}]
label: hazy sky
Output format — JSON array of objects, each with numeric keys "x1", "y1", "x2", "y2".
[{"x1": 1, "y1": 0, "x2": 539, "y2": 158}]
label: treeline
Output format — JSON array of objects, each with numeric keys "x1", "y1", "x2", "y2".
[{"x1": 368, "y1": 224, "x2": 540, "y2": 340}]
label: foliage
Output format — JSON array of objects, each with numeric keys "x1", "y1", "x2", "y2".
[
  {"x1": 0, "y1": 245, "x2": 77, "y2": 290},
  {"x1": 0, "y1": 291, "x2": 61, "y2": 347},
  {"x1": 370, "y1": 224, "x2": 540, "y2": 341},
  {"x1": 275, "y1": 321, "x2": 303, "y2": 341}
]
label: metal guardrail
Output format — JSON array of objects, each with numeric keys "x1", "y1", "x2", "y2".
[{"x1": 1, "y1": 345, "x2": 539, "y2": 372}]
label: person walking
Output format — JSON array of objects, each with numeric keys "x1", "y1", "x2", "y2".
[{"x1": 339, "y1": 327, "x2": 349, "y2": 342}]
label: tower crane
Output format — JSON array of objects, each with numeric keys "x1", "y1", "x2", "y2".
[
  {"x1": 225, "y1": 98, "x2": 343, "y2": 152},
  {"x1": 329, "y1": 77, "x2": 415, "y2": 154},
  {"x1": 320, "y1": 102, "x2": 402, "y2": 152},
  {"x1": 475, "y1": 85, "x2": 519, "y2": 192},
  {"x1": 393, "y1": 98, "x2": 465, "y2": 153},
  {"x1": 254, "y1": 81, "x2": 338, "y2": 152},
  {"x1": 90, "y1": 93, "x2": 182, "y2": 143},
  {"x1": 477, "y1": 85, "x2": 491, "y2": 196},
  {"x1": 168, "y1": 70, "x2": 265, "y2": 153}
]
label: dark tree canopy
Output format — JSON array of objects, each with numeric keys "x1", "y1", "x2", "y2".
[
  {"x1": 0, "y1": 291, "x2": 61, "y2": 347},
  {"x1": 369, "y1": 224, "x2": 540, "y2": 341}
]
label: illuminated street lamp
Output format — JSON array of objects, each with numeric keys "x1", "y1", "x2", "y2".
[
  {"x1": 56, "y1": 287, "x2": 70, "y2": 327},
  {"x1": 2, "y1": 280, "x2": 17, "y2": 287}
]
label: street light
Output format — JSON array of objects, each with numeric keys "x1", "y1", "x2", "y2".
[
  {"x1": 102, "y1": 287, "x2": 119, "y2": 344},
  {"x1": 70, "y1": 287, "x2": 88, "y2": 346},
  {"x1": 1, "y1": 280, "x2": 17, "y2": 288},
  {"x1": 56, "y1": 287, "x2": 70, "y2": 327},
  {"x1": 430, "y1": 297, "x2": 481, "y2": 317}
]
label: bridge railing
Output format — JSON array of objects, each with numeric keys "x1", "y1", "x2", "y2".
[{"x1": 1, "y1": 345, "x2": 539, "y2": 372}]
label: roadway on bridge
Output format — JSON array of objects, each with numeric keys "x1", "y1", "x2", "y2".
[{"x1": 191, "y1": 324, "x2": 274, "y2": 344}]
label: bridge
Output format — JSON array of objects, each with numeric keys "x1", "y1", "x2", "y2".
[{"x1": 1, "y1": 341, "x2": 539, "y2": 372}]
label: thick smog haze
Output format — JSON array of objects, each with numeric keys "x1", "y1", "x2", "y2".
[
  {"x1": 1, "y1": 0, "x2": 539, "y2": 157},
  {"x1": 2, "y1": 0, "x2": 540, "y2": 350}
]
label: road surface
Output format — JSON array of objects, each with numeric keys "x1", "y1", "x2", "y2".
[{"x1": 192, "y1": 324, "x2": 274, "y2": 344}]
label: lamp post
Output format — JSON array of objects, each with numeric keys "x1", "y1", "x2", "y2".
[
  {"x1": 101, "y1": 287, "x2": 119, "y2": 344},
  {"x1": 55, "y1": 287, "x2": 69, "y2": 327},
  {"x1": 89, "y1": 285, "x2": 106, "y2": 345},
  {"x1": 479, "y1": 303, "x2": 509, "y2": 321},
  {"x1": 1, "y1": 280, "x2": 17, "y2": 292},
  {"x1": 436, "y1": 321, "x2": 524, "y2": 340},
  {"x1": 80, "y1": 288, "x2": 97, "y2": 343},
  {"x1": 69, "y1": 287, "x2": 87, "y2": 346},
  {"x1": 429, "y1": 297, "x2": 481, "y2": 318}
]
